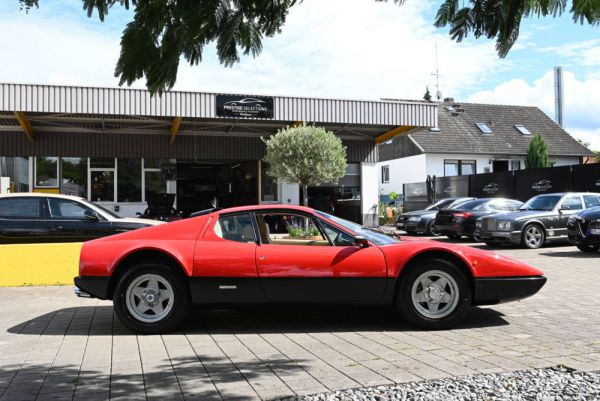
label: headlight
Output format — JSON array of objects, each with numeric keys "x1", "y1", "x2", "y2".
[
  {"x1": 408, "y1": 216, "x2": 420, "y2": 222},
  {"x1": 497, "y1": 221, "x2": 512, "y2": 231}
]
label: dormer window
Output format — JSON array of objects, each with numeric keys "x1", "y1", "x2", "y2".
[
  {"x1": 445, "y1": 106, "x2": 455, "y2": 112},
  {"x1": 515, "y1": 124, "x2": 532, "y2": 135},
  {"x1": 429, "y1": 127, "x2": 441, "y2": 132},
  {"x1": 476, "y1": 123, "x2": 492, "y2": 134}
]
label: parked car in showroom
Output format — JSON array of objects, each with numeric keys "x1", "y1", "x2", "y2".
[
  {"x1": 567, "y1": 205, "x2": 600, "y2": 252},
  {"x1": 476, "y1": 192, "x2": 600, "y2": 249},
  {"x1": 395, "y1": 197, "x2": 474, "y2": 236},
  {"x1": 0, "y1": 193, "x2": 163, "y2": 244},
  {"x1": 74, "y1": 204, "x2": 546, "y2": 334},
  {"x1": 435, "y1": 198, "x2": 523, "y2": 240}
]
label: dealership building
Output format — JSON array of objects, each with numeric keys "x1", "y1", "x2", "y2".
[{"x1": 0, "y1": 83, "x2": 437, "y2": 225}]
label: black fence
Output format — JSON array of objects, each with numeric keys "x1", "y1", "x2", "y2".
[{"x1": 403, "y1": 163, "x2": 600, "y2": 211}]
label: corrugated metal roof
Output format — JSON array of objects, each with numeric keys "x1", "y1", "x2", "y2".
[{"x1": 0, "y1": 83, "x2": 437, "y2": 127}]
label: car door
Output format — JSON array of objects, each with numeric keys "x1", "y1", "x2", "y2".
[
  {"x1": 556, "y1": 195, "x2": 584, "y2": 237},
  {"x1": 193, "y1": 212, "x2": 264, "y2": 303},
  {"x1": 45, "y1": 197, "x2": 113, "y2": 242},
  {"x1": 0, "y1": 197, "x2": 48, "y2": 243},
  {"x1": 254, "y1": 212, "x2": 387, "y2": 303}
]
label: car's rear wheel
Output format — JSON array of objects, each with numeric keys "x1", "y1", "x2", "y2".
[
  {"x1": 427, "y1": 220, "x2": 441, "y2": 236},
  {"x1": 522, "y1": 224, "x2": 545, "y2": 249},
  {"x1": 396, "y1": 259, "x2": 471, "y2": 329},
  {"x1": 576, "y1": 244, "x2": 600, "y2": 253},
  {"x1": 113, "y1": 262, "x2": 190, "y2": 334}
]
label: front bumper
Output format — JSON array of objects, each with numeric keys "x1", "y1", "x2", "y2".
[
  {"x1": 473, "y1": 276, "x2": 547, "y2": 305},
  {"x1": 74, "y1": 276, "x2": 110, "y2": 300},
  {"x1": 478, "y1": 230, "x2": 522, "y2": 244},
  {"x1": 567, "y1": 227, "x2": 600, "y2": 246}
]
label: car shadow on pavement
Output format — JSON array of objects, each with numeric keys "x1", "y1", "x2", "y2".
[
  {"x1": 538, "y1": 250, "x2": 599, "y2": 258},
  {"x1": 0, "y1": 354, "x2": 306, "y2": 400},
  {"x1": 8, "y1": 305, "x2": 508, "y2": 336}
]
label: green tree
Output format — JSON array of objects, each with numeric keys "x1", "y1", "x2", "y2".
[
  {"x1": 263, "y1": 125, "x2": 347, "y2": 206},
  {"x1": 423, "y1": 87, "x2": 432, "y2": 102},
  {"x1": 18, "y1": 1, "x2": 600, "y2": 93},
  {"x1": 525, "y1": 133, "x2": 551, "y2": 169}
]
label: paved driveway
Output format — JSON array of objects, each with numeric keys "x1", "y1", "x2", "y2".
[{"x1": 1, "y1": 239, "x2": 599, "y2": 401}]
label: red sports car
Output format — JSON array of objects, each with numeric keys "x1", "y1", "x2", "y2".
[{"x1": 74, "y1": 205, "x2": 546, "y2": 333}]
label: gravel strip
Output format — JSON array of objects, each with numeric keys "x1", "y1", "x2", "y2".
[{"x1": 281, "y1": 367, "x2": 600, "y2": 401}]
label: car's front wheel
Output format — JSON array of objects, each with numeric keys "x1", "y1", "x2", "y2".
[
  {"x1": 576, "y1": 244, "x2": 600, "y2": 253},
  {"x1": 396, "y1": 259, "x2": 471, "y2": 329},
  {"x1": 113, "y1": 263, "x2": 190, "y2": 334},
  {"x1": 522, "y1": 224, "x2": 545, "y2": 249},
  {"x1": 427, "y1": 219, "x2": 441, "y2": 236}
]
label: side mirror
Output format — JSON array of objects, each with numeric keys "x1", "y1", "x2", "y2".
[
  {"x1": 84, "y1": 210, "x2": 99, "y2": 221},
  {"x1": 354, "y1": 236, "x2": 370, "y2": 248}
]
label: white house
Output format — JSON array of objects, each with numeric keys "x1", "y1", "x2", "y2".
[{"x1": 378, "y1": 99, "x2": 595, "y2": 198}]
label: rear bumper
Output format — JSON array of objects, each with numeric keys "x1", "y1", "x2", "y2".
[
  {"x1": 473, "y1": 276, "x2": 547, "y2": 305},
  {"x1": 436, "y1": 224, "x2": 475, "y2": 237},
  {"x1": 74, "y1": 276, "x2": 110, "y2": 300}
]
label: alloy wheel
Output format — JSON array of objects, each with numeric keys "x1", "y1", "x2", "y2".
[
  {"x1": 524, "y1": 225, "x2": 544, "y2": 248},
  {"x1": 411, "y1": 270, "x2": 459, "y2": 319},
  {"x1": 125, "y1": 274, "x2": 175, "y2": 323}
]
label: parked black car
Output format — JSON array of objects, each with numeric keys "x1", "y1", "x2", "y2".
[
  {"x1": 567, "y1": 206, "x2": 600, "y2": 252},
  {"x1": 435, "y1": 198, "x2": 523, "y2": 240},
  {"x1": 476, "y1": 192, "x2": 600, "y2": 249},
  {"x1": 395, "y1": 197, "x2": 474, "y2": 235},
  {"x1": 0, "y1": 193, "x2": 163, "y2": 244}
]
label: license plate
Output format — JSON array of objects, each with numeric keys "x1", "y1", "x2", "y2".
[
  {"x1": 590, "y1": 228, "x2": 600, "y2": 235},
  {"x1": 397, "y1": 223, "x2": 404, "y2": 228}
]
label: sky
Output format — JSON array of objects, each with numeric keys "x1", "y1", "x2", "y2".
[{"x1": 1, "y1": 0, "x2": 599, "y2": 148}]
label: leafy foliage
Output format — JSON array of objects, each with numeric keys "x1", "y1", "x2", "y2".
[
  {"x1": 18, "y1": 0, "x2": 599, "y2": 91},
  {"x1": 432, "y1": 0, "x2": 600, "y2": 58},
  {"x1": 263, "y1": 125, "x2": 347, "y2": 206},
  {"x1": 423, "y1": 87, "x2": 432, "y2": 102},
  {"x1": 525, "y1": 133, "x2": 551, "y2": 168}
]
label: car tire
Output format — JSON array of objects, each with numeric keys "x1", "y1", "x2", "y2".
[
  {"x1": 396, "y1": 258, "x2": 471, "y2": 330},
  {"x1": 521, "y1": 224, "x2": 545, "y2": 249},
  {"x1": 446, "y1": 233, "x2": 461, "y2": 240},
  {"x1": 576, "y1": 244, "x2": 600, "y2": 253},
  {"x1": 427, "y1": 220, "x2": 441, "y2": 236},
  {"x1": 113, "y1": 262, "x2": 190, "y2": 334}
]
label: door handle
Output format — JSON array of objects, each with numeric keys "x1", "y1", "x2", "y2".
[{"x1": 49, "y1": 225, "x2": 63, "y2": 231}]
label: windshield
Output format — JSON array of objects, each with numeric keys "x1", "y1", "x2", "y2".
[
  {"x1": 315, "y1": 211, "x2": 398, "y2": 246},
  {"x1": 455, "y1": 199, "x2": 488, "y2": 211},
  {"x1": 519, "y1": 195, "x2": 561, "y2": 211},
  {"x1": 425, "y1": 199, "x2": 453, "y2": 211},
  {"x1": 80, "y1": 199, "x2": 121, "y2": 219}
]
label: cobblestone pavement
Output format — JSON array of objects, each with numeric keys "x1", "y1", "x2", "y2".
[{"x1": 1, "y1": 239, "x2": 599, "y2": 401}]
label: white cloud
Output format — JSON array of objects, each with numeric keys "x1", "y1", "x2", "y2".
[
  {"x1": 467, "y1": 70, "x2": 600, "y2": 149},
  {"x1": 0, "y1": 0, "x2": 507, "y2": 100}
]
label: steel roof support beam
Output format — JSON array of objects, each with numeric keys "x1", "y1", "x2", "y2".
[
  {"x1": 375, "y1": 125, "x2": 414, "y2": 144},
  {"x1": 170, "y1": 117, "x2": 182, "y2": 145},
  {"x1": 14, "y1": 111, "x2": 34, "y2": 143}
]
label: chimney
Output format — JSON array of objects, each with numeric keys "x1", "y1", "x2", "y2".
[{"x1": 554, "y1": 66, "x2": 564, "y2": 127}]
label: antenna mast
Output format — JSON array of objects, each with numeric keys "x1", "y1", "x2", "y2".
[{"x1": 432, "y1": 42, "x2": 442, "y2": 101}]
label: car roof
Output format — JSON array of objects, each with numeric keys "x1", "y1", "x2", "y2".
[
  {"x1": 0, "y1": 192, "x2": 86, "y2": 202},
  {"x1": 216, "y1": 204, "x2": 316, "y2": 214}
]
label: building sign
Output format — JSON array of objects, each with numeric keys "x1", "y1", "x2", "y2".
[
  {"x1": 216, "y1": 95, "x2": 274, "y2": 119},
  {"x1": 482, "y1": 183, "x2": 500, "y2": 195},
  {"x1": 531, "y1": 179, "x2": 553, "y2": 192}
]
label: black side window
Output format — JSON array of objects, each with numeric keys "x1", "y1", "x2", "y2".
[
  {"x1": 0, "y1": 198, "x2": 42, "y2": 218},
  {"x1": 583, "y1": 195, "x2": 600, "y2": 209},
  {"x1": 48, "y1": 198, "x2": 93, "y2": 220},
  {"x1": 215, "y1": 213, "x2": 256, "y2": 243},
  {"x1": 321, "y1": 222, "x2": 356, "y2": 246}
]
